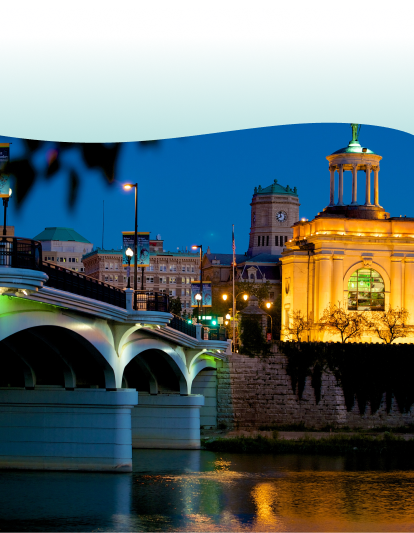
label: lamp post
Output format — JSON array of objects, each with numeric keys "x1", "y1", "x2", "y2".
[
  {"x1": 222, "y1": 292, "x2": 248, "y2": 350},
  {"x1": 192, "y1": 244, "x2": 203, "y2": 319},
  {"x1": 195, "y1": 293, "x2": 202, "y2": 323},
  {"x1": 125, "y1": 247, "x2": 133, "y2": 289},
  {"x1": 124, "y1": 183, "x2": 138, "y2": 309},
  {"x1": 265, "y1": 302, "x2": 273, "y2": 341},
  {"x1": 2, "y1": 188, "x2": 12, "y2": 237}
]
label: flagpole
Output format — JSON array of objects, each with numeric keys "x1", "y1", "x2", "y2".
[{"x1": 232, "y1": 224, "x2": 236, "y2": 352}]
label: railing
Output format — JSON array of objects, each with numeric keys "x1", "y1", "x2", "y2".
[
  {"x1": 134, "y1": 290, "x2": 170, "y2": 313},
  {"x1": 169, "y1": 314, "x2": 197, "y2": 338},
  {"x1": 205, "y1": 327, "x2": 228, "y2": 341},
  {"x1": 0, "y1": 237, "x2": 42, "y2": 270},
  {"x1": 42, "y1": 262, "x2": 127, "y2": 309}
]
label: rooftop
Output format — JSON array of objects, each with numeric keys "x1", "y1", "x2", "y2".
[
  {"x1": 254, "y1": 179, "x2": 298, "y2": 197},
  {"x1": 330, "y1": 123, "x2": 376, "y2": 156},
  {"x1": 33, "y1": 227, "x2": 91, "y2": 244}
]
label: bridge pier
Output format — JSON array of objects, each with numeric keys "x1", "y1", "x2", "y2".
[
  {"x1": 0, "y1": 388, "x2": 138, "y2": 472},
  {"x1": 131, "y1": 394, "x2": 204, "y2": 449}
]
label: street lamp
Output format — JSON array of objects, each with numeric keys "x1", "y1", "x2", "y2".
[
  {"x1": 124, "y1": 183, "x2": 138, "y2": 308},
  {"x1": 192, "y1": 244, "x2": 203, "y2": 318},
  {"x1": 195, "y1": 292, "x2": 202, "y2": 323},
  {"x1": 265, "y1": 302, "x2": 273, "y2": 341},
  {"x1": 125, "y1": 247, "x2": 134, "y2": 289},
  {"x1": 2, "y1": 188, "x2": 12, "y2": 237}
]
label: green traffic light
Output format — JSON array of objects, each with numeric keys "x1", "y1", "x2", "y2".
[
  {"x1": 212, "y1": 320, "x2": 217, "y2": 326},
  {"x1": 187, "y1": 320, "x2": 192, "y2": 324}
]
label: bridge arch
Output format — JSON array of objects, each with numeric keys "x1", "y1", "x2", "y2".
[
  {"x1": 0, "y1": 325, "x2": 117, "y2": 389},
  {"x1": 121, "y1": 338, "x2": 190, "y2": 395},
  {"x1": 0, "y1": 309, "x2": 119, "y2": 387}
]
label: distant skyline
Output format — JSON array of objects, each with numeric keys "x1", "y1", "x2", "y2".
[{"x1": 1, "y1": 123, "x2": 413, "y2": 255}]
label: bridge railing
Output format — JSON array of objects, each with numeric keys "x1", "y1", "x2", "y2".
[
  {"x1": 134, "y1": 290, "x2": 170, "y2": 313},
  {"x1": 0, "y1": 237, "x2": 42, "y2": 270},
  {"x1": 169, "y1": 314, "x2": 197, "y2": 338},
  {"x1": 42, "y1": 261, "x2": 127, "y2": 309},
  {"x1": 206, "y1": 328, "x2": 228, "y2": 341}
]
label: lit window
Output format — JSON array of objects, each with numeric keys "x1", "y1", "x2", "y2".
[
  {"x1": 186, "y1": 289, "x2": 190, "y2": 296},
  {"x1": 170, "y1": 277, "x2": 176, "y2": 284},
  {"x1": 115, "y1": 275, "x2": 118, "y2": 282},
  {"x1": 76, "y1": 258, "x2": 79, "y2": 263},
  {"x1": 109, "y1": 275, "x2": 113, "y2": 282},
  {"x1": 348, "y1": 268, "x2": 385, "y2": 311}
]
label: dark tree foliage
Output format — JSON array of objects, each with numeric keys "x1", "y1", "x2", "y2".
[
  {"x1": 239, "y1": 316, "x2": 270, "y2": 357},
  {"x1": 277, "y1": 341, "x2": 414, "y2": 415},
  {"x1": 169, "y1": 296, "x2": 182, "y2": 316},
  {"x1": 4, "y1": 140, "x2": 160, "y2": 208}
]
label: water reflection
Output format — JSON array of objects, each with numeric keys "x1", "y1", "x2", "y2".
[{"x1": 1, "y1": 451, "x2": 414, "y2": 531}]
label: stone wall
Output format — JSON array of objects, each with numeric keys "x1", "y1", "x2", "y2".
[{"x1": 216, "y1": 350, "x2": 414, "y2": 430}]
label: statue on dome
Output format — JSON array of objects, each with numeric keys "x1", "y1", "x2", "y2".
[{"x1": 350, "y1": 123, "x2": 361, "y2": 142}]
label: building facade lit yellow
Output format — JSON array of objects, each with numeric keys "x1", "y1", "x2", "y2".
[{"x1": 281, "y1": 124, "x2": 414, "y2": 342}]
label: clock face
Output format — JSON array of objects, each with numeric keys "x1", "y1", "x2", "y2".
[{"x1": 276, "y1": 210, "x2": 287, "y2": 222}]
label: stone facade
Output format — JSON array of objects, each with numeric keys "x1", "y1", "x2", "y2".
[
  {"x1": 281, "y1": 125, "x2": 414, "y2": 341},
  {"x1": 216, "y1": 349, "x2": 414, "y2": 430}
]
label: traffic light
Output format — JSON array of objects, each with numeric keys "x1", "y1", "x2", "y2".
[{"x1": 211, "y1": 319, "x2": 217, "y2": 326}]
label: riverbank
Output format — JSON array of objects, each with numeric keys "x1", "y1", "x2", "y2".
[{"x1": 202, "y1": 432, "x2": 414, "y2": 456}]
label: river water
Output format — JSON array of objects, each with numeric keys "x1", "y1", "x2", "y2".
[{"x1": 1, "y1": 450, "x2": 414, "y2": 531}]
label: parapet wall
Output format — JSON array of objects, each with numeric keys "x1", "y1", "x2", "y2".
[{"x1": 216, "y1": 350, "x2": 414, "y2": 429}]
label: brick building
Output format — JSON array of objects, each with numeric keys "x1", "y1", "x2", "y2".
[{"x1": 82, "y1": 236, "x2": 200, "y2": 311}]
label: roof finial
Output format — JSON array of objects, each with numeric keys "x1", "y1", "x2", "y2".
[{"x1": 350, "y1": 123, "x2": 361, "y2": 142}]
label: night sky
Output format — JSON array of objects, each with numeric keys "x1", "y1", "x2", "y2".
[{"x1": 1, "y1": 123, "x2": 413, "y2": 255}]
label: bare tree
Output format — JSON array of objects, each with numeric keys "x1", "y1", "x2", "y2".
[
  {"x1": 369, "y1": 306, "x2": 411, "y2": 344},
  {"x1": 319, "y1": 303, "x2": 371, "y2": 343},
  {"x1": 285, "y1": 310, "x2": 313, "y2": 342}
]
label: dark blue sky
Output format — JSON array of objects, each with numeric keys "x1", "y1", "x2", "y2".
[{"x1": 2, "y1": 123, "x2": 413, "y2": 255}]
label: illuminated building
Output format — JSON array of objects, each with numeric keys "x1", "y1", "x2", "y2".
[{"x1": 281, "y1": 124, "x2": 414, "y2": 341}]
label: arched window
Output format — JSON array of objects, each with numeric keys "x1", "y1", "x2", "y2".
[{"x1": 348, "y1": 268, "x2": 385, "y2": 311}]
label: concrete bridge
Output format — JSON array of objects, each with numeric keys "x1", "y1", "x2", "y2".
[{"x1": 0, "y1": 237, "x2": 230, "y2": 472}]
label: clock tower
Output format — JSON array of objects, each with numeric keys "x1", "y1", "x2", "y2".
[{"x1": 247, "y1": 179, "x2": 300, "y2": 256}]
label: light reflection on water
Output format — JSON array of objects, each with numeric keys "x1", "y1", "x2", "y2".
[{"x1": 1, "y1": 450, "x2": 414, "y2": 531}]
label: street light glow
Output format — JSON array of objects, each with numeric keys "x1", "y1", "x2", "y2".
[
  {"x1": 195, "y1": 293, "x2": 202, "y2": 301},
  {"x1": 123, "y1": 184, "x2": 134, "y2": 190},
  {"x1": 125, "y1": 247, "x2": 134, "y2": 257},
  {"x1": 222, "y1": 294, "x2": 228, "y2": 301},
  {"x1": 266, "y1": 302, "x2": 271, "y2": 309},
  {"x1": 243, "y1": 294, "x2": 248, "y2": 301},
  {"x1": 225, "y1": 313, "x2": 231, "y2": 320}
]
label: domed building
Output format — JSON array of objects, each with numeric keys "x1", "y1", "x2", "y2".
[{"x1": 281, "y1": 124, "x2": 414, "y2": 341}]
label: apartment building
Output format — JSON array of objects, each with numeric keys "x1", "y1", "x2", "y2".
[
  {"x1": 82, "y1": 237, "x2": 200, "y2": 310},
  {"x1": 33, "y1": 227, "x2": 93, "y2": 272}
]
